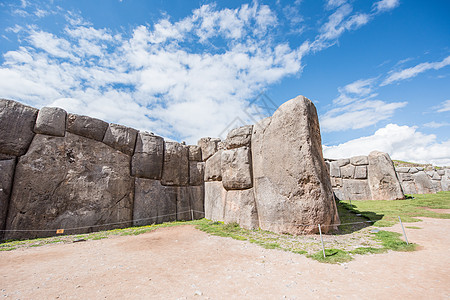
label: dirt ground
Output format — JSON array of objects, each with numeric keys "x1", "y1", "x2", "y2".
[{"x1": 1, "y1": 217, "x2": 449, "y2": 299}]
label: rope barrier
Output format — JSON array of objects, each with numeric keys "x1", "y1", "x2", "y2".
[{"x1": 0, "y1": 209, "x2": 377, "y2": 234}]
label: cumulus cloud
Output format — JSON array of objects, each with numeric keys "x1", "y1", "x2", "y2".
[
  {"x1": 382, "y1": 55, "x2": 450, "y2": 86},
  {"x1": 321, "y1": 77, "x2": 406, "y2": 132},
  {"x1": 323, "y1": 124, "x2": 450, "y2": 166},
  {"x1": 0, "y1": 1, "x2": 398, "y2": 143}
]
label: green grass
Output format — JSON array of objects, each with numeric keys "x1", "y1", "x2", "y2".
[
  {"x1": 2, "y1": 192, "x2": 447, "y2": 263},
  {"x1": 406, "y1": 226, "x2": 421, "y2": 229},
  {"x1": 340, "y1": 191, "x2": 450, "y2": 226}
]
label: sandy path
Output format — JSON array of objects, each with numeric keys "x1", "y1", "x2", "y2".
[{"x1": 1, "y1": 217, "x2": 449, "y2": 299}]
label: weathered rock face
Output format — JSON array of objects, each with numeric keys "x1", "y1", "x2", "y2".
[
  {"x1": 5, "y1": 133, "x2": 134, "y2": 240},
  {"x1": 204, "y1": 150, "x2": 222, "y2": 182},
  {"x1": 66, "y1": 114, "x2": 108, "y2": 141},
  {"x1": 0, "y1": 159, "x2": 15, "y2": 232},
  {"x1": 204, "y1": 181, "x2": 227, "y2": 221},
  {"x1": 103, "y1": 123, "x2": 138, "y2": 156},
  {"x1": 189, "y1": 161, "x2": 204, "y2": 186},
  {"x1": 188, "y1": 145, "x2": 202, "y2": 161},
  {"x1": 225, "y1": 125, "x2": 253, "y2": 149},
  {"x1": 161, "y1": 142, "x2": 189, "y2": 186},
  {"x1": 413, "y1": 171, "x2": 436, "y2": 194},
  {"x1": 34, "y1": 107, "x2": 67, "y2": 137},
  {"x1": 198, "y1": 137, "x2": 220, "y2": 161},
  {"x1": 223, "y1": 188, "x2": 258, "y2": 230},
  {"x1": 252, "y1": 96, "x2": 339, "y2": 234},
  {"x1": 367, "y1": 151, "x2": 404, "y2": 200},
  {"x1": 0, "y1": 99, "x2": 38, "y2": 156},
  {"x1": 342, "y1": 179, "x2": 372, "y2": 200},
  {"x1": 131, "y1": 132, "x2": 164, "y2": 179},
  {"x1": 221, "y1": 147, "x2": 252, "y2": 190}
]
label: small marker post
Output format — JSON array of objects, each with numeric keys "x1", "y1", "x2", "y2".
[
  {"x1": 318, "y1": 224, "x2": 326, "y2": 258},
  {"x1": 398, "y1": 216, "x2": 409, "y2": 245},
  {"x1": 191, "y1": 209, "x2": 194, "y2": 221}
]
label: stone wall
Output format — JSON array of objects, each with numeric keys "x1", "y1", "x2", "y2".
[
  {"x1": 326, "y1": 151, "x2": 405, "y2": 201},
  {"x1": 0, "y1": 99, "x2": 204, "y2": 240},
  {"x1": 395, "y1": 167, "x2": 450, "y2": 194},
  {"x1": 202, "y1": 96, "x2": 340, "y2": 234}
]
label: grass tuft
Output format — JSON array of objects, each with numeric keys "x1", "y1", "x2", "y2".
[{"x1": 308, "y1": 249, "x2": 352, "y2": 264}]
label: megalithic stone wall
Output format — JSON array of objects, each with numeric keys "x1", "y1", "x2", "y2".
[
  {"x1": 325, "y1": 151, "x2": 405, "y2": 201},
  {"x1": 395, "y1": 166, "x2": 450, "y2": 194},
  {"x1": 0, "y1": 99, "x2": 204, "y2": 240},
  {"x1": 202, "y1": 96, "x2": 340, "y2": 235}
]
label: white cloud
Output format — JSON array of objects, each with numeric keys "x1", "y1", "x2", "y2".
[
  {"x1": 373, "y1": 0, "x2": 400, "y2": 13},
  {"x1": 382, "y1": 55, "x2": 450, "y2": 86},
  {"x1": 321, "y1": 100, "x2": 407, "y2": 131},
  {"x1": 436, "y1": 99, "x2": 450, "y2": 113},
  {"x1": 423, "y1": 121, "x2": 450, "y2": 128},
  {"x1": 323, "y1": 124, "x2": 450, "y2": 166},
  {"x1": 326, "y1": 0, "x2": 347, "y2": 9}
]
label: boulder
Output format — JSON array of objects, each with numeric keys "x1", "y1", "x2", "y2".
[
  {"x1": 204, "y1": 181, "x2": 227, "y2": 221},
  {"x1": 0, "y1": 159, "x2": 15, "y2": 233},
  {"x1": 441, "y1": 169, "x2": 450, "y2": 191},
  {"x1": 204, "y1": 150, "x2": 222, "y2": 182},
  {"x1": 329, "y1": 161, "x2": 340, "y2": 177},
  {"x1": 225, "y1": 125, "x2": 253, "y2": 149},
  {"x1": 413, "y1": 171, "x2": 436, "y2": 194},
  {"x1": 401, "y1": 181, "x2": 417, "y2": 195},
  {"x1": 340, "y1": 164, "x2": 355, "y2": 179},
  {"x1": 431, "y1": 180, "x2": 442, "y2": 192},
  {"x1": 161, "y1": 142, "x2": 189, "y2": 186},
  {"x1": 176, "y1": 186, "x2": 204, "y2": 221},
  {"x1": 0, "y1": 99, "x2": 38, "y2": 156},
  {"x1": 188, "y1": 145, "x2": 202, "y2": 161},
  {"x1": 409, "y1": 167, "x2": 419, "y2": 174},
  {"x1": 189, "y1": 161, "x2": 205, "y2": 186},
  {"x1": 221, "y1": 147, "x2": 252, "y2": 190},
  {"x1": 131, "y1": 132, "x2": 164, "y2": 179},
  {"x1": 437, "y1": 169, "x2": 445, "y2": 176},
  {"x1": 251, "y1": 96, "x2": 339, "y2": 234},
  {"x1": 330, "y1": 177, "x2": 343, "y2": 188},
  {"x1": 103, "y1": 123, "x2": 138, "y2": 156},
  {"x1": 395, "y1": 167, "x2": 410, "y2": 173},
  {"x1": 367, "y1": 151, "x2": 405, "y2": 200},
  {"x1": 342, "y1": 179, "x2": 372, "y2": 200},
  {"x1": 223, "y1": 188, "x2": 259, "y2": 229},
  {"x1": 398, "y1": 172, "x2": 413, "y2": 181},
  {"x1": 337, "y1": 159, "x2": 350, "y2": 167},
  {"x1": 350, "y1": 156, "x2": 368, "y2": 166},
  {"x1": 354, "y1": 165, "x2": 367, "y2": 179},
  {"x1": 34, "y1": 107, "x2": 67, "y2": 137},
  {"x1": 4, "y1": 133, "x2": 134, "y2": 240},
  {"x1": 198, "y1": 137, "x2": 220, "y2": 161},
  {"x1": 66, "y1": 114, "x2": 108, "y2": 141},
  {"x1": 133, "y1": 178, "x2": 176, "y2": 226}
]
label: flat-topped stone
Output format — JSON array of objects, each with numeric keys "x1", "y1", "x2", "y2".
[
  {"x1": 66, "y1": 113, "x2": 108, "y2": 141},
  {"x1": 34, "y1": 106, "x2": 67, "y2": 137}
]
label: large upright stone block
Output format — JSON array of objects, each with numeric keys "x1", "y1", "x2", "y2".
[
  {"x1": 103, "y1": 123, "x2": 138, "y2": 156},
  {"x1": 225, "y1": 125, "x2": 253, "y2": 149},
  {"x1": 367, "y1": 151, "x2": 405, "y2": 200},
  {"x1": 350, "y1": 156, "x2": 368, "y2": 166},
  {"x1": 66, "y1": 114, "x2": 108, "y2": 141},
  {"x1": 133, "y1": 178, "x2": 177, "y2": 226},
  {"x1": 198, "y1": 137, "x2": 220, "y2": 161},
  {"x1": 412, "y1": 171, "x2": 435, "y2": 194},
  {"x1": 221, "y1": 147, "x2": 252, "y2": 190},
  {"x1": 5, "y1": 133, "x2": 134, "y2": 240},
  {"x1": 342, "y1": 179, "x2": 372, "y2": 200},
  {"x1": 205, "y1": 181, "x2": 227, "y2": 221},
  {"x1": 188, "y1": 145, "x2": 202, "y2": 161},
  {"x1": 0, "y1": 99, "x2": 38, "y2": 156},
  {"x1": 251, "y1": 95, "x2": 339, "y2": 234},
  {"x1": 34, "y1": 107, "x2": 67, "y2": 137},
  {"x1": 161, "y1": 142, "x2": 189, "y2": 186},
  {"x1": 131, "y1": 132, "x2": 164, "y2": 179},
  {"x1": 189, "y1": 161, "x2": 204, "y2": 186},
  {"x1": 0, "y1": 159, "x2": 15, "y2": 232},
  {"x1": 204, "y1": 150, "x2": 222, "y2": 182},
  {"x1": 223, "y1": 188, "x2": 258, "y2": 230}
]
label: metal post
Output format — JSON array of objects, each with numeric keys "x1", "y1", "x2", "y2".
[
  {"x1": 191, "y1": 209, "x2": 194, "y2": 221},
  {"x1": 398, "y1": 216, "x2": 409, "y2": 245},
  {"x1": 318, "y1": 224, "x2": 326, "y2": 258}
]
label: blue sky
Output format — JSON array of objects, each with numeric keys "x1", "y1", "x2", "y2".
[{"x1": 1, "y1": 0, "x2": 449, "y2": 165}]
